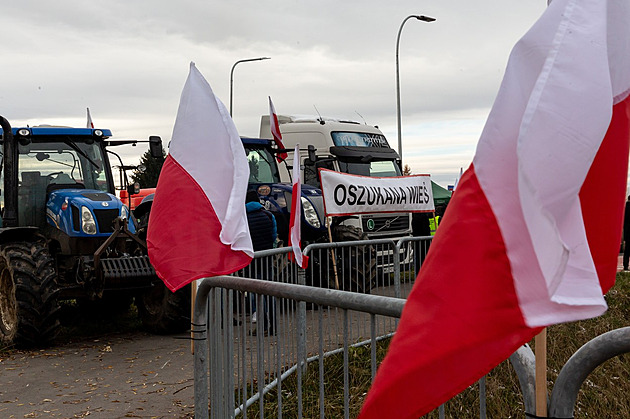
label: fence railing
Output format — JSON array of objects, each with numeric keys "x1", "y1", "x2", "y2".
[
  {"x1": 192, "y1": 275, "x2": 405, "y2": 419},
  {"x1": 192, "y1": 237, "x2": 630, "y2": 418}
]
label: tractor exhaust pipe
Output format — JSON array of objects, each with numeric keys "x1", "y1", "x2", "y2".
[{"x1": 0, "y1": 116, "x2": 18, "y2": 227}]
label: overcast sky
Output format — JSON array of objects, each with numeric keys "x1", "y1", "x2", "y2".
[{"x1": 1, "y1": 1, "x2": 549, "y2": 187}]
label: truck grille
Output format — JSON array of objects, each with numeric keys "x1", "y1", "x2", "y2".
[
  {"x1": 94, "y1": 209, "x2": 119, "y2": 233},
  {"x1": 361, "y1": 214, "x2": 409, "y2": 236}
]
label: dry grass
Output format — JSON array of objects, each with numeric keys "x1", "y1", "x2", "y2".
[{"x1": 254, "y1": 272, "x2": 630, "y2": 418}]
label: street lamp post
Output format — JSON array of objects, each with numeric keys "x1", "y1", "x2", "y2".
[
  {"x1": 229, "y1": 57, "x2": 271, "y2": 116},
  {"x1": 396, "y1": 15, "x2": 435, "y2": 167}
]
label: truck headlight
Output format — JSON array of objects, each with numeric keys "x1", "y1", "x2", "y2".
[
  {"x1": 301, "y1": 197, "x2": 321, "y2": 228},
  {"x1": 120, "y1": 205, "x2": 129, "y2": 221},
  {"x1": 81, "y1": 206, "x2": 97, "y2": 235}
]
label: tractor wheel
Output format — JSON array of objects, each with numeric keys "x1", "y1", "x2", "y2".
[
  {"x1": 137, "y1": 282, "x2": 191, "y2": 334},
  {"x1": 0, "y1": 242, "x2": 60, "y2": 348},
  {"x1": 331, "y1": 225, "x2": 377, "y2": 293}
]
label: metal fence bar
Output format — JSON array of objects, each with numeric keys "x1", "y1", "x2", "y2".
[
  {"x1": 508, "y1": 344, "x2": 536, "y2": 415},
  {"x1": 549, "y1": 327, "x2": 630, "y2": 417},
  {"x1": 193, "y1": 276, "x2": 406, "y2": 419},
  {"x1": 370, "y1": 314, "x2": 377, "y2": 380},
  {"x1": 343, "y1": 309, "x2": 350, "y2": 419},
  {"x1": 479, "y1": 376, "x2": 487, "y2": 419}
]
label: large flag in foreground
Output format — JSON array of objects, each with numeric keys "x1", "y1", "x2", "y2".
[
  {"x1": 288, "y1": 144, "x2": 308, "y2": 268},
  {"x1": 360, "y1": 1, "x2": 630, "y2": 418},
  {"x1": 147, "y1": 62, "x2": 253, "y2": 292}
]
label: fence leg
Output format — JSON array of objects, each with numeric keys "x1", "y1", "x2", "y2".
[
  {"x1": 194, "y1": 282, "x2": 210, "y2": 419},
  {"x1": 297, "y1": 266, "x2": 307, "y2": 417}
]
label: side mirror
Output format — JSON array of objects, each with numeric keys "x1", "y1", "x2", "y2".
[
  {"x1": 307, "y1": 145, "x2": 317, "y2": 163},
  {"x1": 149, "y1": 136, "x2": 163, "y2": 158},
  {"x1": 127, "y1": 182, "x2": 140, "y2": 195}
]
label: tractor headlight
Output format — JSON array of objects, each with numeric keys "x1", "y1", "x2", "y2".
[
  {"x1": 301, "y1": 197, "x2": 321, "y2": 228},
  {"x1": 120, "y1": 205, "x2": 129, "y2": 221},
  {"x1": 81, "y1": 206, "x2": 97, "y2": 235}
]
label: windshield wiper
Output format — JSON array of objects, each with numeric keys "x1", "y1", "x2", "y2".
[{"x1": 62, "y1": 137, "x2": 100, "y2": 170}]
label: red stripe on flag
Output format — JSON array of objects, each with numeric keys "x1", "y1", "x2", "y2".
[
  {"x1": 580, "y1": 95, "x2": 630, "y2": 293},
  {"x1": 147, "y1": 156, "x2": 252, "y2": 291},
  {"x1": 268, "y1": 97, "x2": 288, "y2": 162},
  {"x1": 359, "y1": 166, "x2": 541, "y2": 419}
]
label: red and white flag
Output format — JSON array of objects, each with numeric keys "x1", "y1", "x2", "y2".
[
  {"x1": 288, "y1": 144, "x2": 308, "y2": 268},
  {"x1": 268, "y1": 96, "x2": 288, "y2": 162},
  {"x1": 147, "y1": 62, "x2": 253, "y2": 292},
  {"x1": 360, "y1": 1, "x2": 630, "y2": 418},
  {"x1": 86, "y1": 107, "x2": 94, "y2": 129}
]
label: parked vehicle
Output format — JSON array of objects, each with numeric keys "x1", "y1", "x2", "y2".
[
  {"x1": 0, "y1": 117, "x2": 189, "y2": 348},
  {"x1": 119, "y1": 188, "x2": 155, "y2": 210},
  {"x1": 260, "y1": 114, "x2": 413, "y2": 274}
]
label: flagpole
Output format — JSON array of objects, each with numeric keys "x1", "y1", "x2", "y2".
[
  {"x1": 537, "y1": 0, "x2": 551, "y2": 412},
  {"x1": 191, "y1": 280, "x2": 197, "y2": 354},
  {"x1": 535, "y1": 328, "x2": 548, "y2": 417},
  {"x1": 326, "y1": 216, "x2": 341, "y2": 290}
]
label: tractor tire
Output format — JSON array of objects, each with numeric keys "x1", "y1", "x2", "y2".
[
  {"x1": 0, "y1": 241, "x2": 60, "y2": 348},
  {"x1": 137, "y1": 282, "x2": 191, "y2": 334},
  {"x1": 331, "y1": 225, "x2": 377, "y2": 293}
]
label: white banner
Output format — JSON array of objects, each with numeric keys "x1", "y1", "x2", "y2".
[{"x1": 319, "y1": 169, "x2": 434, "y2": 216}]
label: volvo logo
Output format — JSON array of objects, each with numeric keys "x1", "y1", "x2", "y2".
[
  {"x1": 366, "y1": 219, "x2": 375, "y2": 230},
  {"x1": 101, "y1": 202, "x2": 109, "y2": 207}
]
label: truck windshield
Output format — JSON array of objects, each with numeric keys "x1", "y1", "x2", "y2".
[
  {"x1": 331, "y1": 132, "x2": 390, "y2": 148},
  {"x1": 338, "y1": 160, "x2": 402, "y2": 177},
  {"x1": 245, "y1": 146, "x2": 280, "y2": 183},
  {"x1": 17, "y1": 139, "x2": 109, "y2": 192}
]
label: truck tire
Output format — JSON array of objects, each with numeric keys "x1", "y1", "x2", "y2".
[
  {"x1": 137, "y1": 282, "x2": 190, "y2": 334},
  {"x1": 0, "y1": 242, "x2": 60, "y2": 348},
  {"x1": 331, "y1": 225, "x2": 377, "y2": 293}
]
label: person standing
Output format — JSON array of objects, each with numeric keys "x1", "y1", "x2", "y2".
[
  {"x1": 245, "y1": 189, "x2": 277, "y2": 335},
  {"x1": 623, "y1": 195, "x2": 630, "y2": 270},
  {"x1": 411, "y1": 212, "x2": 431, "y2": 274}
]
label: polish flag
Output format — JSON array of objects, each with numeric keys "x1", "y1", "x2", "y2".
[
  {"x1": 147, "y1": 62, "x2": 253, "y2": 292},
  {"x1": 359, "y1": 1, "x2": 630, "y2": 418},
  {"x1": 268, "y1": 96, "x2": 288, "y2": 162},
  {"x1": 86, "y1": 107, "x2": 94, "y2": 129},
  {"x1": 453, "y1": 167, "x2": 463, "y2": 191},
  {"x1": 288, "y1": 144, "x2": 308, "y2": 268}
]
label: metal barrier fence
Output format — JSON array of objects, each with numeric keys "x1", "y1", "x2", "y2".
[
  {"x1": 192, "y1": 275, "x2": 405, "y2": 419},
  {"x1": 192, "y1": 237, "x2": 630, "y2": 418}
]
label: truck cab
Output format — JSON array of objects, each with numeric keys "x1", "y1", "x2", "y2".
[{"x1": 260, "y1": 115, "x2": 412, "y2": 241}]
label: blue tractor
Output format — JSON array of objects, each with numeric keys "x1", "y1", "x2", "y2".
[{"x1": 0, "y1": 116, "x2": 190, "y2": 348}]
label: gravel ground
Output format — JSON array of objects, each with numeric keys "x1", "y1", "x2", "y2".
[{"x1": 0, "y1": 326, "x2": 195, "y2": 418}]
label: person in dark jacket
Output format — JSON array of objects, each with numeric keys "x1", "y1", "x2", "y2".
[
  {"x1": 412, "y1": 212, "x2": 432, "y2": 275},
  {"x1": 623, "y1": 196, "x2": 630, "y2": 270},
  {"x1": 245, "y1": 190, "x2": 277, "y2": 335}
]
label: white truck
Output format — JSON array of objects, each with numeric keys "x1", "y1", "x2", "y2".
[{"x1": 260, "y1": 114, "x2": 413, "y2": 275}]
